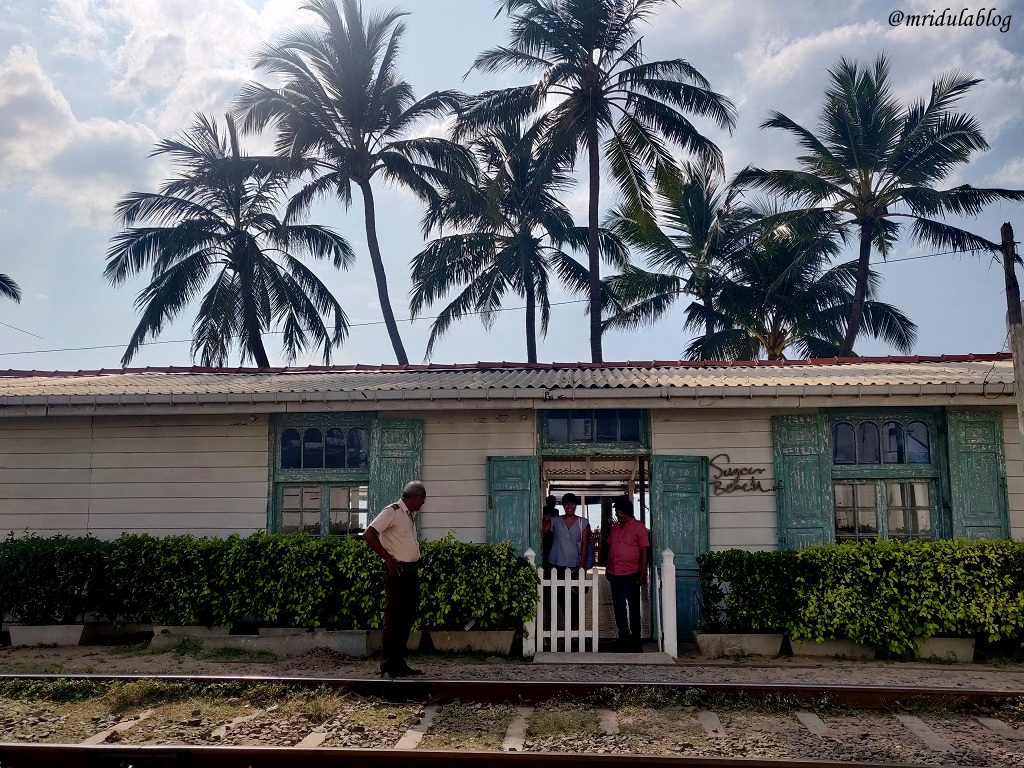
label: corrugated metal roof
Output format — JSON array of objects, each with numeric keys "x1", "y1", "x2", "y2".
[{"x1": 0, "y1": 354, "x2": 1012, "y2": 401}]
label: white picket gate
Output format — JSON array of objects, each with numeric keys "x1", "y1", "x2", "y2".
[{"x1": 523, "y1": 548, "x2": 677, "y2": 657}]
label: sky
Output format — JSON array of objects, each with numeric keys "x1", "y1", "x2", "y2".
[{"x1": 0, "y1": 0, "x2": 1022, "y2": 371}]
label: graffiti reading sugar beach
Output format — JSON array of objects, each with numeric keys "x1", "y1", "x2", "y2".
[{"x1": 710, "y1": 454, "x2": 775, "y2": 495}]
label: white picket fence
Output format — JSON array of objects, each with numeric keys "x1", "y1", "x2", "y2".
[{"x1": 523, "y1": 548, "x2": 677, "y2": 658}]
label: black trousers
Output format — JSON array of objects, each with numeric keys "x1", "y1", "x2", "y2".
[
  {"x1": 608, "y1": 572, "x2": 641, "y2": 641},
  {"x1": 380, "y1": 562, "x2": 419, "y2": 673}
]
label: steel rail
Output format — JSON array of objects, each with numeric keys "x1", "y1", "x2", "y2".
[
  {"x1": 0, "y1": 743, "x2": 947, "y2": 768},
  {"x1": 0, "y1": 673, "x2": 1020, "y2": 708}
]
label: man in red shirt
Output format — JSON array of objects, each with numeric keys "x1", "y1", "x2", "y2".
[{"x1": 605, "y1": 497, "x2": 650, "y2": 652}]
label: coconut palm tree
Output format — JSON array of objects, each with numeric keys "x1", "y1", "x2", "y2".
[
  {"x1": 411, "y1": 123, "x2": 626, "y2": 362},
  {"x1": 736, "y1": 54, "x2": 1024, "y2": 356},
  {"x1": 603, "y1": 160, "x2": 754, "y2": 341},
  {"x1": 459, "y1": 0, "x2": 736, "y2": 363},
  {"x1": 106, "y1": 113, "x2": 354, "y2": 369},
  {"x1": 684, "y1": 226, "x2": 917, "y2": 361},
  {"x1": 235, "y1": 0, "x2": 476, "y2": 366},
  {"x1": 0, "y1": 274, "x2": 20, "y2": 303}
]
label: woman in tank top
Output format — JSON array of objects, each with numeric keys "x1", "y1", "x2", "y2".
[{"x1": 543, "y1": 492, "x2": 590, "y2": 571}]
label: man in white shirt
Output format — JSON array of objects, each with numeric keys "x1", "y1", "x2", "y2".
[{"x1": 364, "y1": 480, "x2": 426, "y2": 679}]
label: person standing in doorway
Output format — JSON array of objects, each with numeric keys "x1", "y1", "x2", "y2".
[
  {"x1": 364, "y1": 481, "x2": 426, "y2": 679},
  {"x1": 606, "y1": 497, "x2": 650, "y2": 652},
  {"x1": 543, "y1": 492, "x2": 589, "y2": 573}
]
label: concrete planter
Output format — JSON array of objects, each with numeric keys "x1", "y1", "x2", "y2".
[
  {"x1": 149, "y1": 628, "x2": 416, "y2": 658},
  {"x1": 366, "y1": 630, "x2": 423, "y2": 653},
  {"x1": 9, "y1": 625, "x2": 92, "y2": 647},
  {"x1": 915, "y1": 637, "x2": 975, "y2": 663},
  {"x1": 694, "y1": 632, "x2": 784, "y2": 658},
  {"x1": 153, "y1": 625, "x2": 230, "y2": 638},
  {"x1": 429, "y1": 630, "x2": 515, "y2": 655},
  {"x1": 789, "y1": 638, "x2": 875, "y2": 660}
]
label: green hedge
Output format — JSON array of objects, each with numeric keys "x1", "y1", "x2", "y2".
[
  {"x1": 0, "y1": 532, "x2": 538, "y2": 631},
  {"x1": 698, "y1": 539, "x2": 1024, "y2": 655}
]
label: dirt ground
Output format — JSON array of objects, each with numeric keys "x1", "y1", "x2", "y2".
[{"x1": 2, "y1": 644, "x2": 1024, "y2": 690}]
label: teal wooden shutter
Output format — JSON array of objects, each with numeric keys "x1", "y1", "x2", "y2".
[
  {"x1": 486, "y1": 456, "x2": 539, "y2": 556},
  {"x1": 947, "y1": 411, "x2": 1009, "y2": 540},
  {"x1": 368, "y1": 419, "x2": 423, "y2": 522},
  {"x1": 772, "y1": 414, "x2": 833, "y2": 550},
  {"x1": 650, "y1": 455, "x2": 708, "y2": 641}
]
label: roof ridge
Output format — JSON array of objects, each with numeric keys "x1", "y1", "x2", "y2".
[{"x1": 0, "y1": 352, "x2": 1012, "y2": 379}]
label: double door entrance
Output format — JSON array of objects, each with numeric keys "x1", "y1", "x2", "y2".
[{"x1": 486, "y1": 454, "x2": 709, "y2": 641}]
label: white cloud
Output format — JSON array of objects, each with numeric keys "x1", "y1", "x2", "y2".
[
  {"x1": 991, "y1": 157, "x2": 1024, "y2": 187},
  {"x1": 0, "y1": 45, "x2": 157, "y2": 227}
]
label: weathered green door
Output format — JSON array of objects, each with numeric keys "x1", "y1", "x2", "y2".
[
  {"x1": 486, "y1": 456, "x2": 539, "y2": 556},
  {"x1": 947, "y1": 411, "x2": 1009, "y2": 540},
  {"x1": 772, "y1": 414, "x2": 834, "y2": 549},
  {"x1": 650, "y1": 455, "x2": 708, "y2": 641},
  {"x1": 368, "y1": 419, "x2": 423, "y2": 523}
]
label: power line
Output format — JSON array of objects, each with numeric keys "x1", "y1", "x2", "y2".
[
  {"x1": 0, "y1": 247, "x2": 982, "y2": 360},
  {"x1": 0, "y1": 297, "x2": 593, "y2": 358},
  {"x1": 0, "y1": 320, "x2": 44, "y2": 339}
]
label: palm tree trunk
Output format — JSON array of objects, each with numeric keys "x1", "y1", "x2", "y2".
[
  {"x1": 357, "y1": 179, "x2": 410, "y2": 365},
  {"x1": 240, "y1": 276, "x2": 271, "y2": 369},
  {"x1": 587, "y1": 124, "x2": 603, "y2": 364},
  {"x1": 525, "y1": 280, "x2": 537, "y2": 364},
  {"x1": 841, "y1": 221, "x2": 875, "y2": 357}
]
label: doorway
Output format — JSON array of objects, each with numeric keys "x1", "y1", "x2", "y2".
[{"x1": 542, "y1": 456, "x2": 652, "y2": 644}]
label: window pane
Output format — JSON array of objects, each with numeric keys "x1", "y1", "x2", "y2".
[
  {"x1": 857, "y1": 422, "x2": 880, "y2": 464},
  {"x1": 882, "y1": 421, "x2": 905, "y2": 464},
  {"x1": 834, "y1": 484, "x2": 854, "y2": 508},
  {"x1": 887, "y1": 508, "x2": 907, "y2": 535},
  {"x1": 570, "y1": 410, "x2": 592, "y2": 442},
  {"x1": 886, "y1": 482, "x2": 905, "y2": 508},
  {"x1": 914, "y1": 508, "x2": 932, "y2": 537},
  {"x1": 347, "y1": 427, "x2": 368, "y2": 469},
  {"x1": 595, "y1": 409, "x2": 617, "y2": 441},
  {"x1": 619, "y1": 410, "x2": 641, "y2": 442},
  {"x1": 281, "y1": 429, "x2": 301, "y2": 469},
  {"x1": 834, "y1": 484, "x2": 855, "y2": 538},
  {"x1": 857, "y1": 506, "x2": 878, "y2": 536},
  {"x1": 281, "y1": 486, "x2": 302, "y2": 533},
  {"x1": 325, "y1": 428, "x2": 345, "y2": 468},
  {"x1": 282, "y1": 486, "x2": 321, "y2": 534},
  {"x1": 303, "y1": 428, "x2": 324, "y2": 469},
  {"x1": 547, "y1": 415, "x2": 569, "y2": 443},
  {"x1": 833, "y1": 423, "x2": 855, "y2": 464},
  {"x1": 855, "y1": 484, "x2": 876, "y2": 509},
  {"x1": 907, "y1": 481, "x2": 929, "y2": 508},
  {"x1": 906, "y1": 421, "x2": 931, "y2": 464},
  {"x1": 328, "y1": 484, "x2": 370, "y2": 535}
]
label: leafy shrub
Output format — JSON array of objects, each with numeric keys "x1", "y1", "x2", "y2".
[
  {"x1": 0, "y1": 533, "x2": 108, "y2": 624},
  {"x1": 418, "y1": 534, "x2": 539, "y2": 630},
  {"x1": 699, "y1": 539, "x2": 1024, "y2": 656},
  {"x1": 0, "y1": 532, "x2": 538, "y2": 631},
  {"x1": 697, "y1": 549, "x2": 802, "y2": 633}
]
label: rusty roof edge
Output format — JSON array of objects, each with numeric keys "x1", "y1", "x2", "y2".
[
  {"x1": 0, "y1": 353, "x2": 1013, "y2": 380},
  {"x1": 0, "y1": 380, "x2": 1013, "y2": 411}
]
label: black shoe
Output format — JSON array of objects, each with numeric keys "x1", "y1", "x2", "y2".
[
  {"x1": 395, "y1": 665, "x2": 424, "y2": 677},
  {"x1": 380, "y1": 670, "x2": 397, "y2": 680}
]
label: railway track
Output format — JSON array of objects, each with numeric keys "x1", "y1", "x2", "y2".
[{"x1": 1, "y1": 675, "x2": 1022, "y2": 767}]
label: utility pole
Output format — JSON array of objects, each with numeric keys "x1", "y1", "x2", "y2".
[{"x1": 1001, "y1": 222, "x2": 1024, "y2": 465}]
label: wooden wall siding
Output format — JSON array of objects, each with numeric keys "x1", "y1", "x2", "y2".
[
  {"x1": 383, "y1": 410, "x2": 536, "y2": 543},
  {"x1": 1000, "y1": 406, "x2": 1024, "y2": 539},
  {"x1": 651, "y1": 409, "x2": 777, "y2": 551},
  {"x1": 0, "y1": 414, "x2": 269, "y2": 538}
]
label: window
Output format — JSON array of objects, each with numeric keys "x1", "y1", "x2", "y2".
[
  {"x1": 280, "y1": 484, "x2": 369, "y2": 536},
  {"x1": 829, "y1": 415, "x2": 937, "y2": 542},
  {"x1": 543, "y1": 409, "x2": 646, "y2": 447},
  {"x1": 272, "y1": 416, "x2": 372, "y2": 536}
]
